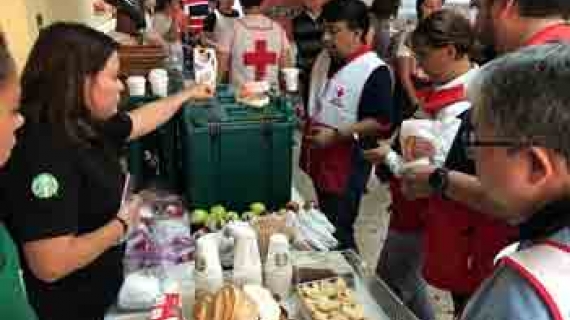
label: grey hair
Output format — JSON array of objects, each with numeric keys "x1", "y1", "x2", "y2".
[{"x1": 467, "y1": 43, "x2": 570, "y2": 159}]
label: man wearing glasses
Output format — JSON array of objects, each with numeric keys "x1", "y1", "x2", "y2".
[
  {"x1": 402, "y1": 0, "x2": 570, "y2": 240},
  {"x1": 459, "y1": 43, "x2": 570, "y2": 320},
  {"x1": 300, "y1": 0, "x2": 395, "y2": 250}
]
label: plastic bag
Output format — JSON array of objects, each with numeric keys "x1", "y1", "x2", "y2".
[
  {"x1": 124, "y1": 189, "x2": 195, "y2": 273},
  {"x1": 118, "y1": 271, "x2": 162, "y2": 310},
  {"x1": 284, "y1": 202, "x2": 338, "y2": 251}
]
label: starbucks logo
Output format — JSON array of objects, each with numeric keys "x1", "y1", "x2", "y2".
[{"x1": 31, "y1": 173, "x2": 59, "y2": 199}]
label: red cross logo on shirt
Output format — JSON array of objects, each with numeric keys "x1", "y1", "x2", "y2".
[{"x1": 243, "y1": 39, "x2": 278, "y2": 81}]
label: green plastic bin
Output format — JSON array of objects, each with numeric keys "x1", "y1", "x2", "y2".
[{"x1": 180, "y1": 87, "x2": 296, "y2": 212}]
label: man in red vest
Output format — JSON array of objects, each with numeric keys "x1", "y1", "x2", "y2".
[
  {"x1": 471, "y1": 0, "x2": 570, "y2": 51},
  {"x1": 459, "y1": 42, "x2": 570, "y2": 320}
]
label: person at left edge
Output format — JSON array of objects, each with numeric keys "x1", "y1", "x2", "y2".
[
  {"x1": 1, "y1": 22, "x2": 213, "y2": 320},
  {"x1": 0, "y1": 30, "x2": 37, "y2": 320},
  {"x1": 300, "y1": 0, "x2": 395, "y2": 250}
]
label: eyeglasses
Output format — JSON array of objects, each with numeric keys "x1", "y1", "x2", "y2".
[{"x1": 461, "y1": 122, "x2": 542, "y2": 159}]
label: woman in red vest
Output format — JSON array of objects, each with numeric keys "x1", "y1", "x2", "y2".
[{"x1": 367, "y1": 10, "x2": 516, "y2": 317}]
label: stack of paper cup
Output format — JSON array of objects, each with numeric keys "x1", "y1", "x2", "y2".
[
  {"x1": 281, "y1": 68, "x2": 300, "y2": 92},
  {"x1": 127, "y1": 76, "x2": 146, "y2": 97},
  {"x1": 148, "y1": 68, "x2": 169, "y2": 98}
]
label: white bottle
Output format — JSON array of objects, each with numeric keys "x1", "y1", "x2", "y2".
[
  {"x1": 194, "y1": 233, "x2": 223, "y2": 298},
  {"x1": 264, "y1": 234, "x2": 293, "y2": 300},
  {"x1": 233, "y1": 226, "x2": 263, "y2": 286}
]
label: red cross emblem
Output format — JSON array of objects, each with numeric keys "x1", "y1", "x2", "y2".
[{"x1": 243, "y1": 39, "x2": 278, "y2": 81}]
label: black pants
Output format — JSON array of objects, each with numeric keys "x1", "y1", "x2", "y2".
[{"x1": 315, "y1": 188, "x2": 363, "y2": 251}]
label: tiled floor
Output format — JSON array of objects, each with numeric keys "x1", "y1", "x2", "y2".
[{"x1": 292, "y1": 143, "x2": 454, "y2": 320}]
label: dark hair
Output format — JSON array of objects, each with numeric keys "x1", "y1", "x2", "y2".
[
  {"x1": 155, "y1": 0, "x2": 174, "y2": 12},
  {"x1": 0, "y1": 32, "x2": 15, "y2": 87},
  {"x1": 241, "y1": 0, "x2": 263, "y2": 10},
  {"x1": 509, "y1": 0, "x2": 570, "y2": 18},
  {"x1": 322, "y1": 0, "x2": 370, "y2": 42},
  {"x1": 369, "y1": 0, "x2": 401, "y2": 21},
  {"x1": 416, "y1": 0, "x2": 445, "y2": 20},
  {"x1": 21, "y1": 22, "x2": 119, "y2": 147},
  {"x1": 411, "y1": 9, "x2": 474, "y2": 58}
]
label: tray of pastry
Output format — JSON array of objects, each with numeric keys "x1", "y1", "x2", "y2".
[
  {"x1": 287, "y1": 251, "x2": 420, "y2": 320},
  {"x1": 297, "y1": 277, "x2": 368, "y2": 320}
]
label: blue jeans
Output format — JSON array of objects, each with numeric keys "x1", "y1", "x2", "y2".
[{"x1": 376, "y1": 230, "x2": 435, "y2": 320}]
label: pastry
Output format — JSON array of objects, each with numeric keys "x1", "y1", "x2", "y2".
[{"x1": 297, "y1": 278, "x2": 368, "y2": 320}]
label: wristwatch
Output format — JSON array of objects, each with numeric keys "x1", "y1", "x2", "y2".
[{"x1": 428, "y1": 168, "x2": 450, "y2": 195}]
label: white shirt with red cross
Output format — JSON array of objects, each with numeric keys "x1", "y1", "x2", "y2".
[{"x1": 219, "y1": 14, "x2": 291, "y2": 88}]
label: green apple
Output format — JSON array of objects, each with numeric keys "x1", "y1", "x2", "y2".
[
  {"x1": 227, "y1": 211, "x2": 240, "y2": 221},
  {"x1": 250, "y1": 202, "x2": 266, "y2": 215},
  {"x1": 191, "y1": 209, "x2": 209, "y2": 224},
  {"x1": 242, "y1": 211, "x2": 255, "y2": 221},
  {"x1": 210, "y1": 204, "x2": 226, "y2": 217}
]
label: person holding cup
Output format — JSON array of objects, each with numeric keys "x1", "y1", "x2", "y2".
[
  {"x1": 300, "y1": 0, "x2": 396, "y2": 250},
  {"x1": 0, "y1": 23, "x2": 212, "y2": 320},
  {"x1": 364, "y1": 10, "x2": 515, "y2": 316}
]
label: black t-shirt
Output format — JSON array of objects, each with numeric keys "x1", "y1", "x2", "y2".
[{"x1": 1, "y1": 113, "x2": 132, "y2": 320}]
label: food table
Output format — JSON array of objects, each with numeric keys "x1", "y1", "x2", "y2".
[{"x1": 105, "y1": 250, "x2": 419, "y2": 320}]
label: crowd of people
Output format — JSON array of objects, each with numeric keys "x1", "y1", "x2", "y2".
[{"x1": 1, "y1": 0, "x2": 570, "y2": 319}]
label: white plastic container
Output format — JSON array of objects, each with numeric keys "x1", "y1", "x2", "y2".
[
  {"x1": 127, "y1": 76, "x2": 147, "y2": 96},
  {"x1": 264, "y1": 233, "x2": 293, "y2": 300},
  {"x1": 281, "y1": 67, "x2": 300, "y2": 92},
  {"x1": 232, "y1": 226, "x2": 263, "y2": 286},
  {"x1": 194, "y1": 233, "x2": 223, "y2": 298}
]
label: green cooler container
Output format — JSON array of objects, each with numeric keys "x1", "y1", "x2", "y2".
[{"x1": 180, "y1": 86, "x2": 295, "y2": 212}]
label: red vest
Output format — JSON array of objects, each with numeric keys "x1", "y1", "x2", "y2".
[
  {"x1": 388, "y1": 84, "x2": 467, "y2": 233},
  {"x1": 525, "y1": 23, "x2": 570, "y2": 46},
  {"x1": 424, "y1": 197, "x2": 516, "y2": 294},
  {"x1": 300, "y1": 47, "x2": 381, "y2": 194},
  {"x1": 389, "y1": 82, "x2": 517, "y2": 294}
]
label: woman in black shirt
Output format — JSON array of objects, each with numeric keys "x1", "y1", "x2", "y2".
[{"x1": 1, "y1": 22, "x2": 211, "y2": 320}]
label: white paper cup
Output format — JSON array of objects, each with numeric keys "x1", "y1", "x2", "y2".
[
  {"x1": 148, "y1": 68, "x2": 168, "y2": 81},
  {"x1": 150, "y1": 78, "x2": 168, "y2": 97},
  {"x1": 281, "y1": 68, "x2": 300, "y2": 92},
  {"x1": 126, "y1": 76, "x2": 146, "y2": 96}
]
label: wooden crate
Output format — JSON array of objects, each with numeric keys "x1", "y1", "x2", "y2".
[{"x1": 118, "y1": 44, "x2": 167, "y2": 76}]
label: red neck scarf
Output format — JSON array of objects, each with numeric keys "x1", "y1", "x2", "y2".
[{"x1": 416, "y1": 84, "x2": 466, "y2": 117}]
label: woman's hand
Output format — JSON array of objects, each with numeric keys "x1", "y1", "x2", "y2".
[
  {"x1": 184, "y1": 83, "x2": 215, "y2": 101},
  {"x1": 116, "y1": 195, "x2": 143, "y2": 235}
]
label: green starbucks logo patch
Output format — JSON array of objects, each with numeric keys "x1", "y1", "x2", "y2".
[{"x1": 31, "y1": 173, "x2": 59, "y2": 199}]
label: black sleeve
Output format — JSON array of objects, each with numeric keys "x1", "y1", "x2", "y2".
[
  {"x1": 445, "y1": 110, "x2": 475, "y2": 174},
  {"x1": 5, "y1": 133, "x2": 80, "y2": 242},
  {"x1": 203, "y1": 13, "x2": 216, "y2": 32},
  {"x1": 101, "y1": 112, "x2": 133, "y2": 145},
  {"x1": 358, "y1": 66, "x2": 394, "y2": 120}
]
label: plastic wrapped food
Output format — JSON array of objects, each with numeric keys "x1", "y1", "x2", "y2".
[{"x1": 124, "y1": 189, "x2": 194, "y2": 273}]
